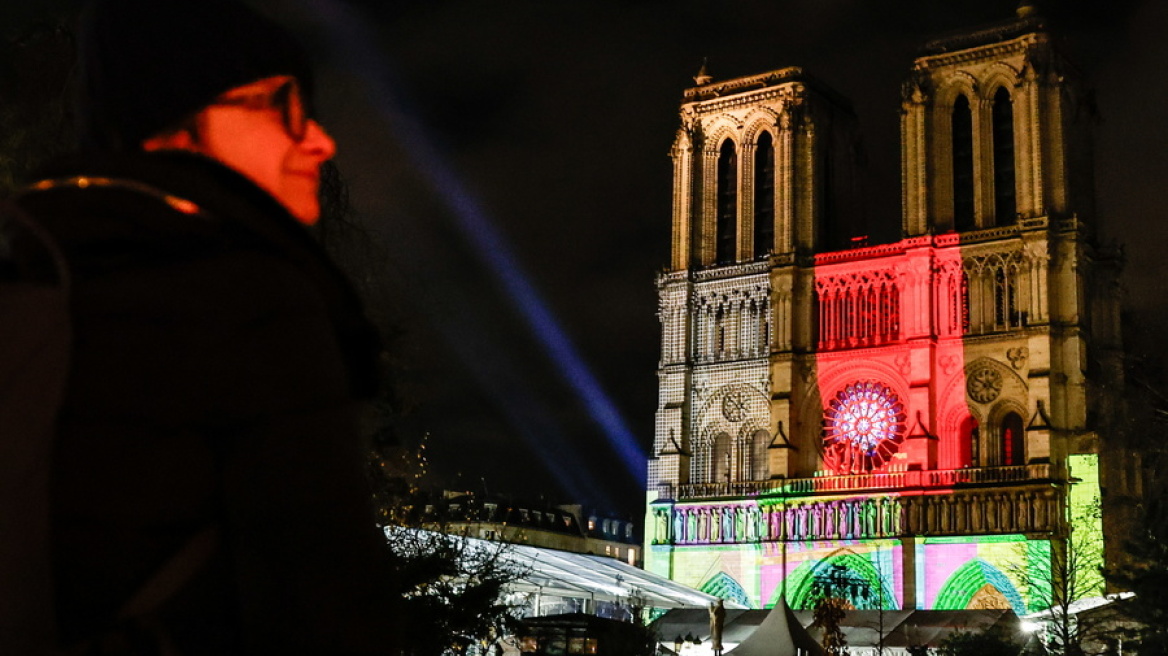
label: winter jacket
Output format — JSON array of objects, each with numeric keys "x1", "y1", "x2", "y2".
[{"x1": 16, "y1": 151, "x2": 402, "y2": 655}]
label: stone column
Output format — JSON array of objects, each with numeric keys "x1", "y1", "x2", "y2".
[{"x1": 901, "y1": 536, "x2": 919, "y2": 609}]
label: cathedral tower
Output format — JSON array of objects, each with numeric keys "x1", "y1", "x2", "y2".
[{"x1": 645, "y1": 7, "x2": 1123, "y2": 614}]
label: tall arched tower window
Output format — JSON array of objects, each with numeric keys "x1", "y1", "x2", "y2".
[
  {"x1": 992, "y1": 87, "x2": 1016, "y2": 226},
  {"x1": 711, "y1": 432, "x2": 731, "y2": 484},
  {"x1": 753, "y1": 132, "x2": 775, "y2": 258},
  {"x1": 993, "y1": 266, "x2": 1017, "y2": 329},
  {"x1": 960, "y1": 416, "x2": 980, "y2": 467},
  {"x1": 1000, "y1": 412, "x2": 1024, "y2": 466},
  {"x1": 716, "y1": 140, "x2": 738, "y2": 265},
  {"x1": 952, "y1": 95, "x2": 975, "y2": 231},
  {"x1": 751, "y1": 429, "x2": 769, "y2": 481}
]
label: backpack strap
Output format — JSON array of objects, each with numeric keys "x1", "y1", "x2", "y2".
[
  {"x1": 0, "y1": 201, "x2": 223, "y2": 654},
  {"x1": 117, "y1": 526, "x2": 221, "y2": 621},
  {"x1": 81, "y1": 526, "x2": 221, "y2": 656},
  {"x1": 0, "y1": 201, "x2": 72, "y2": 655}
]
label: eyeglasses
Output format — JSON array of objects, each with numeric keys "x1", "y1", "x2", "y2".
[{"x1": 210, "y1": 78, "x2": 309, "y2": 141}]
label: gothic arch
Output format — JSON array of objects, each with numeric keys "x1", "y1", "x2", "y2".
[
  {"x1": 702, "y1": 120, "x2": 741, "y2": 154},
  {"x1": 747, "y1": 428, "x2": 771, "y2": 480},
  {"x1": 939, "y1": 403, "x2": 985, "y2": 468},
  {"x1": 934, "y1": 358, "x2": 1011, "y2": 447},
  {"x1": 983, "y1": 79, "x2": 1017, "y2": 104},
  {"x1": 691, "y1": 430, "x2": 733, "y2": 485},
  {"x1": 781, "y1": 552, "x2": 897, "y2": 610},
  {"x1": 778, "y1": 562, "x2": 814, "y2": 608},
  {"x1": 988, "y1": 84, "x2": 1018, "y2": 225},
  {"x1": 936, "y1": 255, "x2": 964, "y2": 277},
  {"x1": 694, "y1": 383, "x2": 770, "y2": 482},
  {"x1": 716, "y1": 138, "x2": 740, "y2": 264},
  {"x1": 690, "y1": 282, "x2": 772, "y2": 362},
  {"x1": 936, "y1": 255, "x2": 968, "y2": 336},
  {"x1": 979, "y1": 62, "x2": 1023, "y2": 100},
  {"x1": 696, "y1": 383, "x2": 769, "y2": 428},
  {"x1": 987, "y1": 398, "x2": 1029, "y2": 428},
  {"x1": 934, "y1": 559, "x2": 1025, "y2": 613},
  {"x1": 934, "y1": 72, "x2": 979, "y2": 109},
  {"x1": 700, "y1": 571, "x2": 752, "y2": 609},
  {"x1": 741, "y1": 109, "x2": 781, "y2": 145},
  {"x1": 987, "y1": 399, "x2": 1029, "y2": 466},
  {"x1": 808, "y1": 360, "x2": 909, "y2": 420},
  {"x1": 938, "y1": 357, "x2": 1026, "y2": 424},
  {"x1": 741, "y1": 114, "x2": 780, "y2": 259}
]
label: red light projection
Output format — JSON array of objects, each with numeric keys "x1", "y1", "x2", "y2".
[
  {"x1": 822, "y1": 381, "x2": 906, "y2": 474},
  {"x1": 811, "y1": 238, "x2": 973, "y2": 482}
]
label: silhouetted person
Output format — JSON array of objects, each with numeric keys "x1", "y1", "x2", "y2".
[
  {"x1": 13, "y1": 0, "x2": 402, "y2": 653},
  {"x1": 709, "y1": 599, "x2": 726, "y2": 655}
]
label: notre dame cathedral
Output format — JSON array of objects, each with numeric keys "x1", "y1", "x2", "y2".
[{"x1": 643, "y1": 4, "x2": 1129, "y2": 613}]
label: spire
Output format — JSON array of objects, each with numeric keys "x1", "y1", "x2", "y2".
[{"x1": 694, "y1": 58, "x2": 713, "y2": 85}]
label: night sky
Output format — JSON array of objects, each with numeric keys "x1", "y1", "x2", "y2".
[
  {"x1": 7, "y1": 0, "x2": 1167, "y2": 524},
  {"x1": 314, "y1": 0, "x2": 1166, "y2": 524}
]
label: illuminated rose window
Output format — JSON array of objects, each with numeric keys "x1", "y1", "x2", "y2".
[{"x1": 822, "y1": 381, "x2": 907, "y2": 474}]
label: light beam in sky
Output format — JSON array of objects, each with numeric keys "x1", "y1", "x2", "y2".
[{"x1": 302, "y1": 0, "x2": 648, "y2": 487}]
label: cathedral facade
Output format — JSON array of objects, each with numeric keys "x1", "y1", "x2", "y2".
[{"x1": 643, "y1": 8, "x2": 1125, "y2": 613}]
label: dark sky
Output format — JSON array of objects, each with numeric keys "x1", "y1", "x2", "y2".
[
  {"x1": 304, "y1": 0, "x2": 1167, "y2": 523},
  {"x1": 7, "y1": 0, "x2": 1167, "y2": 523}
]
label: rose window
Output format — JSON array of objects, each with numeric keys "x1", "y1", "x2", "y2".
[{"x1": 822, "y1": 381, "x2": 907, "y2": 474}]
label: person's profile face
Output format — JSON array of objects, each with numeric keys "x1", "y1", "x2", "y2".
[{"x1": 143, "y1": 75, "x2": 335, "y2": 225}]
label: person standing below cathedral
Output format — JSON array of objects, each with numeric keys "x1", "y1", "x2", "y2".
[
  {"x1": 13, "y1": 0, "x2": 405, "y2": 653},
  {"x1": 709, "y1": 598, "x2": 726, "y2": 655}
]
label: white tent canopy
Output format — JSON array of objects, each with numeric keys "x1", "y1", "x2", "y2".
[
  {"x1": 727, "y1": 602, "x2": 823, "y2": 656},
  {"x1": 385, "y1": 527, "x2": 731, "y2": 610},
  {"x1": 503, "y1": 542, "x2": 728, "y2": 609},
  {"x1": 652, "y1": 603, "x2": 824, "y2": 656}
]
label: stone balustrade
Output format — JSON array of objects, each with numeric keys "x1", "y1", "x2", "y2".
[
  {"x1": 650, "y1": 481, "x2": 1062, "y2": 545},
  {"x1": 658, "y1": 463, "x2": 1056, "y2": 501}
]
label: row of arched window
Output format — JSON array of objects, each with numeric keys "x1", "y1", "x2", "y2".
[
  {"x1": 692, "y1": 291, "x2": 771, "y2": 363},
  {"x1": 707, "y1": 86, "x2": 1017, "y2": 265},
  {"x1": 816, "y1": 277, "x2": 901, "y2": 349},
  {"x1": 687, "y1": 409, "x2": 1025, "y2": 484},
  {"x1": 691, "y1": 430, "x2": 770, "y2": 484},
  {"x1": 715, "y1": 132, "x2": 776, "y2": 265},
  {"x1": 959, "y1": 412, "x2": 1025, "y2": 468},
  {"x1": 951, "y1": 87, "x2": 1016, "y2": 229},
  {"x1": 809, "y1": 255, "x2": 1024, "y2": 350},
  {"x1": 946, "y1": 256, "x2": 1025, "y2": 336}
]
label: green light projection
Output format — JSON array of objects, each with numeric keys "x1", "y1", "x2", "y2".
[
  {"x1": 933, "y1": 558, "x2": 1025, "y2": 613},
  {"x1": 781, "y1": 551, "x2": 898, "y2": 610},
  {"x1": 700, "y1": 571, "x2": 752, "y2": 609}
]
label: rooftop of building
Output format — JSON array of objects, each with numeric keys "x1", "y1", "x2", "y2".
[{"x1": 420, "y1": 490, "x2": 640, "y2": 545}]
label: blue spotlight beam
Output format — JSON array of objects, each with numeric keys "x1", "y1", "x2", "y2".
[{"x1": 305, "y1": 0, "x2": 648, "y2": 485}]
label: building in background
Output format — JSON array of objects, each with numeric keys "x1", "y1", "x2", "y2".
[
  {"x1": 644, "y1": 5, "x2": 1129, "y2": 614},
  {"x1": 424, "y1": 491, "x2": 642, "y2": 565}
]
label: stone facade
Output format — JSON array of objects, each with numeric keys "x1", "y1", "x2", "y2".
[{"x1": 644, "y1": 9, "x2": 1124, "y2": 613}]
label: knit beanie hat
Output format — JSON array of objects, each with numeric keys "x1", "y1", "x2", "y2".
[{"x1": 76, "y1": 0, "x2": 314, "y2": 152}]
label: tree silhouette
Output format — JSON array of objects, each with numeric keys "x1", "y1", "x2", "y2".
[
  {"x1": 1009, "y1": 495, "x2": 1105, "y2": 655},
  {"x1": 936, "y1": 628, "x2": 1021, "y2": 656}
]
